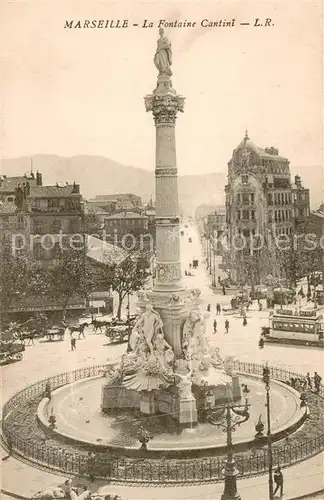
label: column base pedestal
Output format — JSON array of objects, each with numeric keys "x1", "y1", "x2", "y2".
[{"x1": 178, "y1": 397, "x2": 198, "y2": 428}]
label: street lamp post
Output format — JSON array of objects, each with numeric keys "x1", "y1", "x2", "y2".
[
  {"x1": 206, "y1": 234, "x2": 209, "y2": 270},
  {"x1": 206, "y1": 397, "x2": 250, "y2": 500},
  {"x1": 209, "y1": 237, "x2": 212, "y2": 275},
  {"x1": 263, "y1": 364, "x2": 274, "y2": 500},
  {"x1": 212, "y1": 247, "x2": 216, "y2": 287}
]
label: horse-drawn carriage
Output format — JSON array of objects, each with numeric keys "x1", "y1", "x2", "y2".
[
  {"x1": 0, "y1": 339, "x2": 25, "y2": 364},
  {"x1": 105, "y1": 324, "x2": 129, "y2": 344},
  {"x1": 104, "y1": 315, "x2": 138, "y2": 344}
]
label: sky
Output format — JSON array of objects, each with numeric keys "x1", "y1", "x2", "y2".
[{"x1": 1, "y1": 0, "x2": 323, "y2": 176}]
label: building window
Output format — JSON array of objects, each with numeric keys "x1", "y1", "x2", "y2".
[
  {"x1": 34, "y1": 243, "x2": 44, "y2": 260},
  {"x1": 48, "y1": 199, "x2": 60, "y2": 210},
  {"x1": 69, "y1": 218, "x2": 80, "y2": 233},
  {"x1": 250, "y1": 193, "x2": 255, "y2": 204},
  {"x1": 242, "y1": 193, "x2": 250, "y2": 205},
  {"x1": 7, "y1": 197, "x2": 14, "y2": 202},
  {"x1": 267, "y1": 193, "x2": 272, "y2": 205},
  {"x1": 236, "y1": 211, "x2": 241, "y2": 221},
  {"x1": 33, "y1": 220, "x2": 44, "y2": 234},
  {"x1": 236, "y1": 194, "x2": 241, "y2": 204},
  {"x1": 241, "y1": 175, "x2": 248, "y2": 185},
  {"x1": 251, "y1": 210, "x2": 255, "y2": 220},
  {"x1": 242, "y1": 210, "x2": 249, "y2": 220},
  {"x1": 52, "y1": 220, "x2": 62, "y2": 233}
]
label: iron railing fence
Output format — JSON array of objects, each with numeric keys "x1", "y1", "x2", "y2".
[{"x1": 1, "y1": 362, "x2": 323, "y2": 484}]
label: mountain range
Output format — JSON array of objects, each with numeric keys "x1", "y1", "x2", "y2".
[{"x1": 1, "y1": 155, "x2": 322, "y2": 214}]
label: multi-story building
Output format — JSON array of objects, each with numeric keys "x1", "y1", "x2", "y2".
[
  {"x1": 87, "y1": 193, "x2": 142, "y2": 215},
  {"x1": 104, "y1": 211, "x2": 154, "y2": 252},
  {"x1": 292, "y1": 175, "x2": 310, "y2": 234},
  {"x1": 0, "y1": 171, "x2": 40, "y2": 203},
  {"x1": 204, "y1": 208, "x2": 226, "y2": 256},
  {"x1": 225, "y1": 132, "x2": 310, "y2": 282},
  {"x1": 27, "y1": 182, "x2": 83, "y2": 263}
]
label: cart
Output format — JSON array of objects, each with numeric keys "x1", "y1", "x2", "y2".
[
  {"x1": 44, "y1": 326, "x2": 65, "y2": 341},
  {"x1": 105, "y1": 325, "x2": 129, "y2": 344},
  {"x1": 0, "y1": 340, "x2": 25, "y2": 364}
]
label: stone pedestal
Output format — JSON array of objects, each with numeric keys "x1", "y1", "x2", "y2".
[
  {"x1": 178, "y1": 397, "x2": 198, "y2": 428},
  {"x1": 140, "y1": 392, "x2": 156, "y2": 414},
  {"x1": 232, "y1": 374, "x2": 242, "y2": 401}
]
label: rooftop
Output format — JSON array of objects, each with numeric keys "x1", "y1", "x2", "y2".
[
  {"x1": 86, "y1": 235, "x2": 127, "y2": 266},
  {"x1": 0, "y1": 201, "x2": 17, "y2": 215},
  {"x1": 0, "y1": 175, "x2": 37, "y2": 193},
  {"x1": 234, "y1": 133, "x2": 289, "y2": 161},
  {"x1": 29, "y1": 184, "x2": 80, "y2": 198},
  {"x1": 89, "y1": 193, "x2": 141, "y2": 202},
  {"x1": 105, "y1": 211, "x2": 148, "y2": 220}
]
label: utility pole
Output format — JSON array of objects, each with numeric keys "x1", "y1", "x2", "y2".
[{"x1": 263, "y1": 365, "x2": 274, "y2": 500}]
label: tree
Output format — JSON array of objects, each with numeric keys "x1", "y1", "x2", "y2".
[
  {"x1": 47, "y1": 247, "x2": 101, "y2": 319},
  {"x1": 276, "y1": 235, "x2": 322, "y2": 288},
  {"x1": 0, "y1": 238, "x2": 47, "y2": 326},
  {"x1": 107, "y1": 253, "x2": 150, "y2": 319},
  {"x1": 84, "y1": 213, "x2": 103, "y2": 237}
]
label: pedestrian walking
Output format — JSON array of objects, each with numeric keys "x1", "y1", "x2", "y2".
[
  {"x1": 306, "y1": 372, "x2": 312, "y2": 389},
  {"x1": 314, "y1": 372, "x2": 322, "y2": 394},
  {"x1": 225, "y1": 319, "x2": 229, "y2": 334},
  {"x1": 258, "y1": 337, "x2": 264, "y2": 349},
  {"x1": 62, "y1": 479, "x2": 73, "y2": 500},
  {"x1": 243, "y1": 316, "x2": 247, "y2": 327},
  {"x1": 216, "y1": 303, "x2": 221, "y2": 315},
  {"x1": 213, "y1": 319, "x2": 217, "y2": 333},
  {"x1": 207, "y1": 303, "x2": 211, "y2": 312},
  {"x1": 273, "y1": 466, "x2": 284, "y2": 497},
  {"x1": 70, "y1": 334, "x2": 76, "y2": 351},
  {"x1": 258, "y1": 301, "x2": 263, "y2": 311},
  {"x1": 222, "y1": 285, "x2": 226, "y2": 296}
]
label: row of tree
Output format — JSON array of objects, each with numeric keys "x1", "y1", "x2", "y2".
[
  {"x1": 222, "y1": 236, "x2": 323, "y2": 290},
  {"x1": 0, "y1": 238, "x2": 151, "y2": 327}
]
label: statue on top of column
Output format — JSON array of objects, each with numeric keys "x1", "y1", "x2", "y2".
[{"x1": 154, "y1": 28, "x2": 172, "y2": 77}]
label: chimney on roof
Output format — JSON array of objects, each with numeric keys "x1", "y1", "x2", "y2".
[
  {"x1": 36, "y1": 171, "x2": 42, "y2": 186},
  {"x1": 72, "y1": 182, "x2": 80, "y2": 194}
]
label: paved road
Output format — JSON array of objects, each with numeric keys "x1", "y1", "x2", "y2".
[
  {"x1": 1, "y1": 219, "x2": 324, "y2": 499},
  {"x1": 2, "y1": 220, "x2": 323, "y2": 407},
  {"x1": 180, "y1": 221, "x2": 324, "y2": 376}
]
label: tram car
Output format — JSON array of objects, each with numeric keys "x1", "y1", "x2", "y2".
[
  {"x1": 265, "y1": 308, "x2": 324, "y2": 346},
  {"x1": 0, "y1": 339, "x2": 25, "y2": 364}
]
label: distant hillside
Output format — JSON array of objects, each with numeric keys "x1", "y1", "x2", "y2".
[
  {"x1": 1, "y1": 155, "x2": 322, "y2": 213},
  {"x1": 0, "y1": 155, "x2": 225, "y2": 214}
]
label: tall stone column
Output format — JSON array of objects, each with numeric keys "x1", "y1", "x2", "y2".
[
  {"x1": 143, "y1": 35, "x2": 188, "y2": 357},
  {"x1": 145, "y1": 78, "x2": 184, "y2": 292}
]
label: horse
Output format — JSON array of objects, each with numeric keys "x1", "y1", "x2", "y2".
[
  {"x1": 91, "y1": 318, "x2": 111, "y2": 333},
  {"x1": 68, "y1": 323, "x2": 88, "y2": 338},
  {"x1": 14, "y1": 329, "x2": 37, "y2": 346}
]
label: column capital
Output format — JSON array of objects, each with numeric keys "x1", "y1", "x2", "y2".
[{"x1": 144, "y1": 92, "x2": 185, "y2": 125}]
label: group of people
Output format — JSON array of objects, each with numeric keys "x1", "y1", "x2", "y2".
[
  {"x1": 211, "y1": 318, "x2": 230, "y2": 334},
  {"x1": 289, "y1": 372, "x2": 322, "y2": 394}
]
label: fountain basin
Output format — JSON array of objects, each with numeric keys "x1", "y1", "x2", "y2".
[{"x1": 37, "y1": 373, "x2": 307, "y2": 458}]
